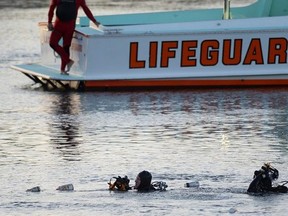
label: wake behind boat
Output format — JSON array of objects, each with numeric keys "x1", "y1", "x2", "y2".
[{"x1": 11, "y1": 0, "x2": 288, "y2": 90}]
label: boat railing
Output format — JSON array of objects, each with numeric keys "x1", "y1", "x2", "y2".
[
  {"x1": 223, "y1": 0, "x2": 231, "y2": 20},
  {"x1": 75, "y1": 0, "x2": 288, "y2": 27}
]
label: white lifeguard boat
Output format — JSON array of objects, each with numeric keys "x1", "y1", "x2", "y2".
[{"x1": 11, "y1": 0, "x2": 288, "y2": 90}]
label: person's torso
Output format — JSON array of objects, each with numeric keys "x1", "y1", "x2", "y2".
[{"x1": 56, "y1": 0, "x2": 80, "y2": 22}]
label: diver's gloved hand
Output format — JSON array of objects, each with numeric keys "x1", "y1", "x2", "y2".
[{"x1": 262, "y1": 163, "x2": 270, "y2": 171}]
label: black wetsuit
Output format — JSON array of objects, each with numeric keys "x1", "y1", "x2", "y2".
[
  {"x1": 247, "y1": 169, "x2": 287, "y2": 193},
  {"x1": 137, "y1": 184, "x2": 156, "y2": 192},
  {"x1": 247, "y1": 171, "x2": 272, "y2": 193}
]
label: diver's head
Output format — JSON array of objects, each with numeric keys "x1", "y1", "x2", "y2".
[
  {"x1": 253, "y1": 163, "x2": 279, "y2": 181},
  {"x1": 255, "y1": 163, "x2": 279, "y2": 181},
  {"x1": 134, "y1": 170, "x2": 152, "y2": 191}
]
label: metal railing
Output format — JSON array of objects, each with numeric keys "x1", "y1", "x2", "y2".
[{"x1": 223, "y1": 0, "x2": 231, "y2": 19}]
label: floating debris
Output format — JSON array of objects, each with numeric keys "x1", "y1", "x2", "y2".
[
  {"x1": 228, "y1": 207, "x2": 237, "y2": 214},
  {"x1": 184, "y1": 181, "x2": 200, "y2": 188},
  {"x1": 26, "y1": 186, "x2": 41, "y2": 192},
  {"x1": 56, "y1": 184, "x2": 74, "y2": 191}
]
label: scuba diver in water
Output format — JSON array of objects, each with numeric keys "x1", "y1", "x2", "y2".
[
  {"x1": 247, "y1": 163, "x2": 288, "y2": 193},
  {"x1": 134, "y1": 170, "x2": 168, "y2": 192},
  {"x1": 108, "y1": 170, "x2": 167, "y2": 192}
]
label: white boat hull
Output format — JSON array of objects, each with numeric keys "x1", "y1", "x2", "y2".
[{"x1": 12, "y1": 0, "x2": 288, "y2": 90}]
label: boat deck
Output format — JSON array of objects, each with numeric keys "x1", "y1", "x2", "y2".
[
  {"x1": 11, "y1": 64, "x2": 86, "y2": 90},
  {"x1": 12, "y1": 64, "x2": 85, "y2": 81}
]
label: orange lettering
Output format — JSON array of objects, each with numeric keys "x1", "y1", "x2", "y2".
[
  {"x1": 268, "y1": 38, "x2": 287, "y2": 64},
  {"x1": 222, "y1": 39, "x2": 242, "y2": 65},
  {"x1": 149, "y1": 42, "x2": 158, "y2": 68},
  {"x1": 243, "y1": 39, "x2": 264, "y2": 65},
  {"x1": 200, "y1": 40, "x2": 219, "y2": 66},
  {"x1": 129, "y1": 42, "x2": 145, "y2": 69},
  {"x1": 161, "y1": 41, "x2": 178, "y2": 67},
  {"x1": 181, "y1": 41, "x2": 197, "y2": 67}
]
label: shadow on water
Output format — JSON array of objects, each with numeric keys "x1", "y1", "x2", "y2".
[{"x1": 49, "y1": 92, "x2": 83, "y2": 161}]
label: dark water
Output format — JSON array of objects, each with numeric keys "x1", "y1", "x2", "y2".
[{"x1": 2, "y1": 0, "x2": 288, "y2": 215}]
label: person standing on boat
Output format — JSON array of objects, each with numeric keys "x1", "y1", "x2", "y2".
[{"x1": 47, "y1": 0, "x2": 100, "y2": 75}]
